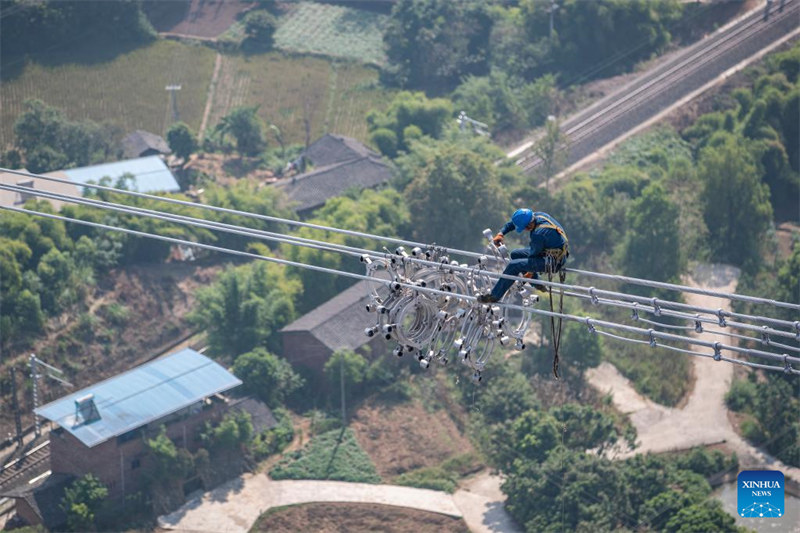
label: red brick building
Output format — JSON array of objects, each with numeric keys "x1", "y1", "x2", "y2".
[{"x1": 5, "y1": 348, "x2": 243, "y2": 529}]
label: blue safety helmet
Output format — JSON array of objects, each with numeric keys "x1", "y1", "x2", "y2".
[{"x1": 512, "y1": 208, "x2": 534, "y2": 233}]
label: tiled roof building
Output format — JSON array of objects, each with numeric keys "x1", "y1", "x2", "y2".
[
  {"x1": 281, "y1": 280, "x2": 384, "y2": 371},
  {"x1": 275, "y1": 134, "x2": 393, "y2": 216},
  {"x1": 121, "y1": 130, "x2": 171, "y2": 159}
]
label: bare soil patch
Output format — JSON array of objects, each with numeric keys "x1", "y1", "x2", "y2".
[
  {"x1": 776, "y1": 222, "x2": 799, "y2": 258},
  {"x1": 350, "y1": 397, "x2": 475, "y2": 479},
  {"x1": 253, "y1": 502, "x2": 469, "y2": 533},
  {"x1": 147, "y1": 0, "x2": 254, "y2": 39},
  {"x1": 184, "y1": 152, "x2": 276, "y2": 184}
]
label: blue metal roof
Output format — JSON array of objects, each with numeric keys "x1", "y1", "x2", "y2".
[
  {"x1": 63, "y1": 156, "x2": 180, "y2": 193},
  {"x1": 35, "y1": 349, "x2": 241, "y2": 448}
]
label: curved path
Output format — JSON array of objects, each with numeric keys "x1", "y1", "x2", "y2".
[
  {"x1": 586, "y1": 263, "x2": 799, "y2": 483},
  {"x1": 158, "y1": 470, "x2": 520, "y2": 533}
]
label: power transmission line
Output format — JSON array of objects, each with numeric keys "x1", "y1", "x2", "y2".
[
  {"x1": 1, "y1": 202, "x2": 797, "y2": 376},
  {"x1": 3, "y1": 166, "x2": 798, "y2": 312},
  {"x1": 2, "y1": 179, "x2": 797, "y2": 349}
]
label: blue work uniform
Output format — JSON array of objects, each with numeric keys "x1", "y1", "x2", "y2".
[{"x1": 490, "y1": 212, "x2": 569, "y2": 301}]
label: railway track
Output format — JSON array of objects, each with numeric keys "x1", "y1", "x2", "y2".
[
  {"x1": 516, "y1": 0, "x2": 800, "y2": 173},
  {"x1": 0, "y1": 440, "x2": 50, "y2": 491}
]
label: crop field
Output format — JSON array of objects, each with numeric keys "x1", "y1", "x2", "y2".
[
  {"x1": 208, "y1": 52, "x2": 394, "y2": 144},
  {"x1": 274, "y1": 2, "x2": 388, "y2": 66},
  {"x1": 0, "y1": 40, "x2": 215, "y2": 148}
]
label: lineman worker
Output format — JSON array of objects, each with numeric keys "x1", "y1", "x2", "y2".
[{"x1": 477, "y1": 208, "x2": 569, "y2": 303}]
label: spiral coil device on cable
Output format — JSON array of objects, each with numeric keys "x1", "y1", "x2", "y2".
[{"x1": 362, "y1": 230, "x2": 536, "y2": 383}]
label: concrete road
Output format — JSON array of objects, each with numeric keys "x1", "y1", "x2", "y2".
[
  {"x1": 587, "y1": 264, "x2": 799, "y2": 483},
  {"x1": 158, "y1": 470, "x2": 521, "y2": 533}
]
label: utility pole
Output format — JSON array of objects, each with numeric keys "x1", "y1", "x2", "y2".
[
  {"x1": 549, "y1": 0, "x2": 559, "y2": 41},
  {"x1": 166, "y1": 84, "x2": 182, "y2": 123},
  {"x1": 10, "y1": 367, "x2": 23, "y2": 447},
  {"x1": 30, "y1": 355, "x2": 40, "y2": 437},
  {"x1": 340, "y1": 355, "x2": 346, "y2": 426},
  {"x1": 29, "y1": 354, "x2": 72, "y2": 438},
  {"x1": 457, "y1": 111, "x2": 489, "y2": 137}
]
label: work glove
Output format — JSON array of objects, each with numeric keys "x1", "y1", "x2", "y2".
[{"x1": 492, "y1": 233, "x2": 504, "y2": 247}]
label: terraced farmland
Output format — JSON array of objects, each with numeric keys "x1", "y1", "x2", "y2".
[{"x1": 1, "y1": 40, "x2": 215, "y2": 147}]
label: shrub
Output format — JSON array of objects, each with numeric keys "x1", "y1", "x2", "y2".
[
  {"x1": 394, "y1": 452, "x2": 482, "y2": 493},
  {"x1": 99, "y1": 302, "x2": 129, "y2": 327},
  {"x1": 724, "y1": 379, "x2": 756, "y2": 412},
  {"x1": 252, "y1": 408, "x2": 294, "y2": 460},
  {"x1": 243, "y1": 10, "x2": 277, "y2": 49},
  {"x1": 740, "y1": 417, "x2": 766, "y2": 445},
  {"x1": 394, "y1": 466, "x2": 457, "y2": 493},
  {"x1": 371, "y1": 128, "x2": 398, "y2": 158}
]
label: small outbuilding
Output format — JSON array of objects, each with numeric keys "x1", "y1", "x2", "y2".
[{"x1": 121, "y1": 130, "x2": 171, "y2": 159}]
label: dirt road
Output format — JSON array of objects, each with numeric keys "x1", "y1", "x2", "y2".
[{"x1": 586, "y1": 264, "x2": 799, "y2": 482}]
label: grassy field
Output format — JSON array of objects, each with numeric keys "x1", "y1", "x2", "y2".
[
  {"x1": 208, "y1": 52, "x2": 393, "y2": 144},
  {"x1": 0, "y1": 40, "x2": 215, "y2": 148},
  {"x1": 274, "y1": 2, "x2": 388, "y2": 66}
]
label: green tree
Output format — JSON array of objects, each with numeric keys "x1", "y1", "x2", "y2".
[
  {"x1": 503, "y1": 449, "x2": 626, "y2": 532},
  {"x1": 232, "y1": 348, "x2": 304, "y2": 408},
  {"x1": 752, "y1": 373, "x2": 800, "y2": 466},
  {"x1": 404, "y1": 143, "x2": 508, "y2": 251},
  {"x1": 36, "y1": 248, "x2": 74, "y2": 312},
  {"x1": 13, "y1": 99, "x2": 117, "y2": 172},
  {"x1": 664, "y1": 500, "x2": 744, "y2": 533},
  {"x1": 698, "y1": 133, "x2": 772, "y2": 270},
  {"x1": 166, "y1": 121, "x2": 198, "y2": 160},
  {"x1": 324, "y1": 349, "x2": 368, "y2": 405},
  {"x1": 618, "y1": 183, "x2": 684, "y2": 284},
  {"x1": 502, "y1": 449, "x2": 743, "y2": 533},
  {"x1": 774, "y1": 242, "x2": 800, "y2": 319},
  {"x1": 550, "y1": 403, "x2": 626, "y2": 456},
  {"x1": 146, "y1": 427, "x2": 193, "y2": 480},
  {"x1": 480, "y1": 368, "x2": 539, "y2": 423},
  {"x1": 494, "y1": 409, "x2": 561, "y2": 470},
  {"x1": 201, "y1": 410, "x2": 254, "y2": 451},
  {"x1": 1, "y1": 0, "x2": 154, "y2": 57},
  {"x1": 532, "y1": 115, "x2": 568, "y2": 191},
  {"x1": 367, "y1": 91, "x2": 453, "y2": 156},
  {"x1": 383, "y1": 0, "x2": 492, "y2": 93},
  {"x1": 217, "y1": 106, "x2": 266, "y2": 156},
  {"x1": 282, "y1": 188, "x2": 410, "y2": 310},
  {"x1": 243, "y1": 10, "x2": 277, "y2": 49},
  {"x1": 501, "y1": 0, "x2": 682, "y2": 82},
  {"x1": 188, "y1": 262, "x2": 300, "y2": 356},
  {"x1": 60, "y1": 474, "x2": 108, "y2": 532}
]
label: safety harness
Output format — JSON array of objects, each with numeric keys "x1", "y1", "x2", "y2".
[{"x1": 533, "y1": 214, "x2": 569, "y2": 379}]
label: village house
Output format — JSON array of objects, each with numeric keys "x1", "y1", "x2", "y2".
[
  {"x1": 281, "y1": 280, "x2": 386, "y2": 373},
  {"x1": 2, "y1": 349, "x2": 270, "y2": 530},
  {"x1": 275, "y1": 134, "x2": 393, "y2": 216}
]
